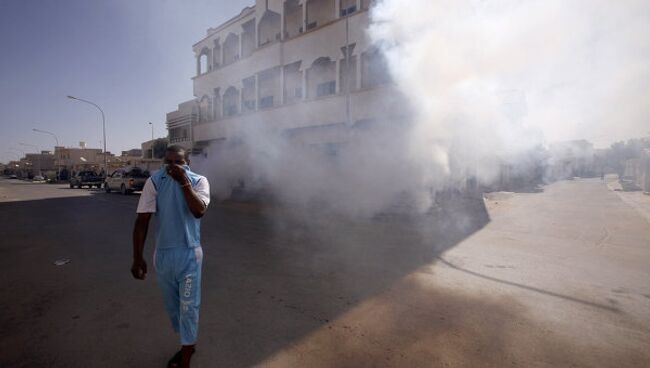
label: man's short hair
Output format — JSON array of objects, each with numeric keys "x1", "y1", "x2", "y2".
[{"x1": 166, "y1": 145, "x2": 187, "y2": 158}]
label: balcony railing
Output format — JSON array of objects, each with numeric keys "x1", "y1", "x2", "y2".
[{"x1": 170, "y1": 136, "x2": 191, "y2": 143}]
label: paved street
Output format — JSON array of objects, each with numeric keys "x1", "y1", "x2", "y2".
[{"x1": 1, "y1": 177, "x2": 649, "y2": 367}]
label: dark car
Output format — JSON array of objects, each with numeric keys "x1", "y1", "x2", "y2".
[{"x1": 69, "y1": 170, "x2": 103, "y2": 189}]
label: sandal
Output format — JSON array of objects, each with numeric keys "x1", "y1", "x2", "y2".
[{"x1": 167, "y1": 347, "x2": 195, "y2": 368}]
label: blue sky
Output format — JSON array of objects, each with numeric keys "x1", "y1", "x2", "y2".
[{"x1": 0, "y1": 0, "x2": 252, "y2": 163}]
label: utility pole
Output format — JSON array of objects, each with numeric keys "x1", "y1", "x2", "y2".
[{"x1": 67, "y1": 95, "x2": 107, "y2": 175}]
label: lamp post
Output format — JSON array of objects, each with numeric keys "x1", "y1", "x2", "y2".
[
  {"x1": 33, "y1": 128, "x2": 61, "y2": 180},
  {"x1": 67, "y1": 95, "x2": 107, "y2": 174},
  {"x1": 9, "y1": 147, "x2": 25, "y2": 158},
  {"x1": 148, "y1": 122, "x2": 154, "y2": 141},
  {"x1": 32, "y1": 128, "x2": 59, "y2": 146}
]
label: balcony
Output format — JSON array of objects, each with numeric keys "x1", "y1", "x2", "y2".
[
  {"x1": 192, "y1": 84, "x2": 403, "y2": 144},
  {"x1": 192, "y1": 11, "x2": 371, "y2": 98},
  {"x1": 170, "y1": 136, "x2": 191, "y2": 144}
]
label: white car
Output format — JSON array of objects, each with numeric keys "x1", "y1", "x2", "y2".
[{"x1": 104, "y1": 167, "x2": 149, "y2": 195}]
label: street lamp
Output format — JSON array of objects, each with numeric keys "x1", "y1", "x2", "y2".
[
  {"x1": 19, "y1": 142, "x2": 39, "y2": 151},
  {"x1": 33, "y1": 128, "x2": 61, "y2": 180},
  {"x1": 148, "y1": 122, "x2": 154, "y2": 141},
  {"x1": 32, "y1": 128, "x2": 59, "y2": 146},
  {"x1": 9, "y1": 147, "x2": 25, "y2": 157},
  {"x1": 67, "y1": 95, "x2": 107, "y2": 174}
]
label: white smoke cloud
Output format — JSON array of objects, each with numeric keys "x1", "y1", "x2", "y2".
[
  {"x1": 196, "y1": 0, "x2": 649, "y2": 217},
  {"x1": 370, "y1": 0, "x2": 650, "y2": 151}
]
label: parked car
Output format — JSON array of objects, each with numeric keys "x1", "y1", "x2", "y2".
[
  {"x1": 9, "y1": 174, "x2": 18, "y2": 179},
  {"x1": 69, "y1": 170, "x2": 103, "y2": 189},
  {"x1": 33, "y1": 175, "x2": 45, "y2": 182},
  {"x1": 104, "y1": 167, "x2": 149, "y2": 195}
]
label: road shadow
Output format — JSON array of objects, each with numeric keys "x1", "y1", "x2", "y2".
[
  {"x1": 0, "y1": 192, "x2": 493, "y2": 367},
  {"x1": 194, "y1": 192, "x2": 491, "y2": 366}
]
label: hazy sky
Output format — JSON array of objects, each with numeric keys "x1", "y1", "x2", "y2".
[
  {"x1": 0, "y1": 0, "x2": 252, "y2": 163},
  {"x1": 1, "y1": 1, "x2": 648, "y2": 165}
]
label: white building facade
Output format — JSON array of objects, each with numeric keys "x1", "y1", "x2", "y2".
[{"x1": 168, "y1": 0, "x2": 406, "y2": 159}]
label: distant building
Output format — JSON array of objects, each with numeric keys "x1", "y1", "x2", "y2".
[
  {"x1": 53, "y1": 145, "x2": 119, "y2": 176},
  {"x1": 121, "y1": 149, "x2": 143, "y2": 157},
  {"x1": 25, "y1": 151, "x2": 56, "y2": 176},
  {"x1": 167, "y1": 100, "x2": 196, "y2": 151}
]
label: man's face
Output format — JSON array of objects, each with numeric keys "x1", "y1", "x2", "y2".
[{"x1": 164, "y1": 151, "x2": 187, "y2": 166}]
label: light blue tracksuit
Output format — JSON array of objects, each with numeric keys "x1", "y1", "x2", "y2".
[{"x1": 151, "y1": 166, "x2": 204, "y2": 345}]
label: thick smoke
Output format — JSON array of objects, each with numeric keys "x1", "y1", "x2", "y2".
[
  {"x1": 370, "y1": 0, "x2": 649, "y2": 164},
  {"x1": 196, "y1": 0, "x2": 649, "y2": 217}
]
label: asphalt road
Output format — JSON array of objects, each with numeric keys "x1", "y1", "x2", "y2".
[{"x1": 0, "y1": 177, "x2": 649, "y2": 367}]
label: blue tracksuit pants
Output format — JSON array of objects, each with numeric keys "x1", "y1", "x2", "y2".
[{"x1": 154, "y1": 246, "x2": 203, "y2": 345}]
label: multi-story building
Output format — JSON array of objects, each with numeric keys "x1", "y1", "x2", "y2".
[
  {"x1": 25, "y1": 151, "x2": 56, "y2": 176},
  {"x1": 167, "y1": 0, "x2": 404, "y2": 159},
  {"x1": 53, "y1": 145, "x2": 121, "y2": 176}
]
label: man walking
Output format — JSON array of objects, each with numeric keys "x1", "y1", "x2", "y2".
[{"x1": 131, "y1": 145, "x2": 210, "y2": 368}]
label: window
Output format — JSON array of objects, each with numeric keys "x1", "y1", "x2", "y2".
[
  {"x1": 243, "y1": 100, "x2": 256, "y2": 110},
  {"x1": 258, "y1": 66, "x2": 281, "y2": 109},
  {"x1": 223, "y1": 33, "x2": 240, "y2": 65},
  {"x1": 316, "y1": 81, "x2": 336, "y2": 97},
  {"x1": 223, "y1": 86, "x2": 239, "y2": 117},
  {"x1": 284, "y1": 61, "x2": 303, "y2": 104},
  {"x1": 260, "y1": 96, "x2": 274, "y2": 109},
  {"x1": 340, "y1": 44, "x2": 357, "y2": 92},
  {"x1": 340, "y1": 0, "x2": 357, "y2": 16},
  {"x1": 307, "y1": 0, "x2": 335, "y2": 30},
  {"x1": 362, "y1": 48, "x2": 391, "y2": 88},
  {"x1": 258, "y1": 10, "x2": 281, "y2": 46},
  {"x1": 284, "y1": 0, "x2": 303, "y2": 39},
  {"x1": 241, "y1": 20, "x2": 255, "y2": 58},
  {"x1": 307, "y1": 57, "x2": 336, "y2": 98},
  {"x1": 241, "y1": 76, "x2": 256, "y2": 112}
]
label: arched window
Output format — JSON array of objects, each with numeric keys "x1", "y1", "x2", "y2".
[
  {"x1": 241, "y1": 77, "x2": 256, "y2": 112},
  {"x1": 212, "y1": 41, "x2": 221, "y2": 69},
  {"x1": 308, "y1": 57, "x2": 336, "y2": 98},
  {"x1": 223, "y1": 87, "x2": 239, "y2": 117},
  {"x1": 306, "y1": 0, "x2": 335, "y2": 30},
  {"x1": 284, "y1": 0, "x2": 303, "y2": 39},
  {"x1": 241, "y1": 20, "x2": 256, "y2": 58},
  {"x1": 258, "y1": 10, "x2": 281, "y2": 46},
  {"x1": 284, "y1": 61, "x2": 303, "y2": 103},
  {"x1": 197, "y1": 47, "x2": 210, "y2": 75},
  {"x1": 258, "y1": 67, "x2": 281, "y2": 109},
  {"x1": 340, "y1": 0, "x2": 357, "y2": 16},
  {"x1": 223, "y1": 33, "x2": 240, "y2": 65},
  {"x1": 199, "y1": 95, "x2": 212, "y2": 123},
  {"x1": 362, "y1": 47, "x2": 391, "y2": 88}
]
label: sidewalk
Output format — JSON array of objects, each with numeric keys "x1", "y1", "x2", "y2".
[{"x1": 605, "y1": 174, "x2": 650, "y2": 224}]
